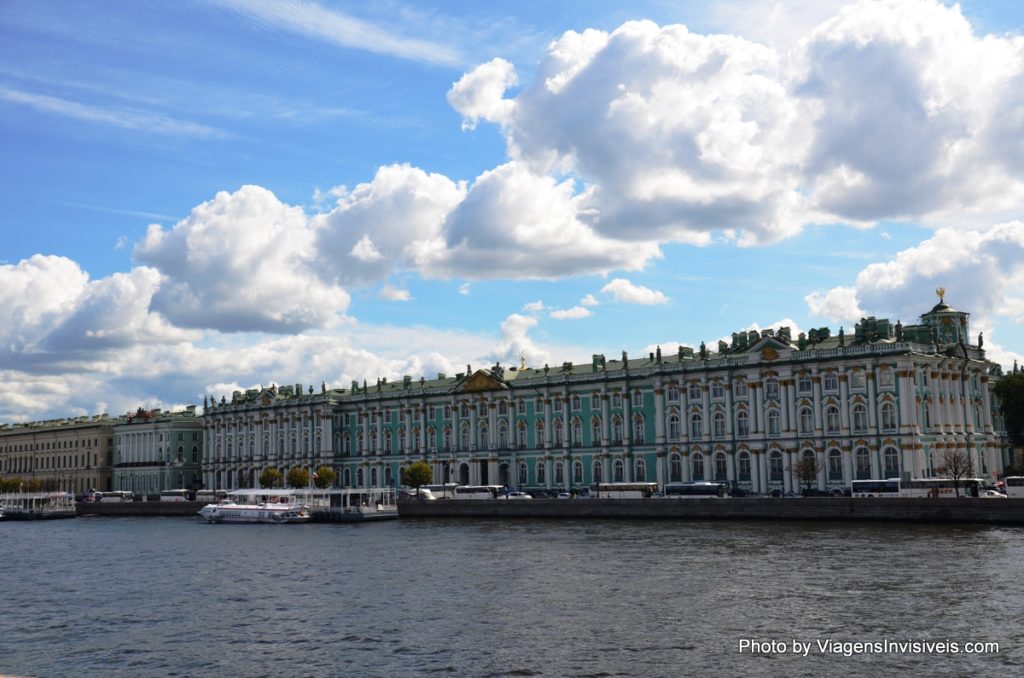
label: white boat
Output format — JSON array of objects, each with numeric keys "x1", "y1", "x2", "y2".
[
  {"x1": 198, "y1": 489, "x2": 311, "y2": 524},
  {"x1": 303, "y1": 487, "x2": 399, "y2": 522},
  {"x1": 0, "y1": 492, "x2": 77, "y2": 520}
]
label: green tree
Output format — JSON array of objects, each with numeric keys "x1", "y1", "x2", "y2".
[
  {"x1": 287, "y1": 466, "x2": 311, "y2": 488},
  {"x1": 937, "y1": 449, "x2": 975, "y2": 497},
  {"x1": 994, "y1": 372, "x2": 1024, "y2": 448},
  {"x1": 792, "y1": 456, "x2": 822, "y2": 492},
  {"x1": 259, "y1": 467, "x2": 283, "y2": 489},
  {"x1": 403, "y1": 461, "x2": 433, "y2": 493},
  {"x1": 313, "y1": 465, "x2": 337, "y2": 489}
]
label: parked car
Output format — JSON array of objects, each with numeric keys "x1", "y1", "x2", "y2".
[
  {"x1": 981, "y1": 489, "x2": 1007, "y2": 499},
  {"x1": 498, "y1": 491, "x2": 533, "y2": 500}
]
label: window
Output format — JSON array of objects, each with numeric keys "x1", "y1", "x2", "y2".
[
  {"x1": 498, "y1": 425, "x2": 508, "y2": 449},
  {"x1": 688, "y1": 383, "x2": 702, "y2": 401},
  {"x1": 516, "y1": 399, "x2": 526, "y2": 415},
  {"x1": 516, "y1": 423, "x2": 527, "y2": 448},
  {"x1": 553, "y1": 420, "x2": 563, "y2": 446},
  {"x1": 667, "y1": 386, "x2": 680, "y2": 402},
  {"x1": 573, "y1": 460, "x2": 584, "y2": 484},
  {"x1": 591, "y1": 417, "x2": 602, "y2": 445},
  {"x1": 738, "y1": 452, "x2": 751, "y2": 481},
  {"x1": 736, "y1": 411, "x2": 750, "y2": 438},
  {"x1": 612, "y1": 393, "x2": 622, "y2": 409},
  {"x1": 669, "y1": 453, "x2": 682, "y2": 482},
  {"x1": 878, "y1": 368, "x2": 894, "y2": 388},
  {"x1": 519, "y1": 462, "x2": 528, "y2": 486},
  {"x1": 572, "y1": 394, "x2": 582, "y2": 410},
  {"x1": 855, "y1": 448, "x2": 871, "y2": 480},
  {"x1": 734, "y1": 380, "x2": 748, "y2": 398},
  {"x1": 593, "y1": 460, "x2": 603, "y2": 483},
  {"x1": 799, "y1": 407, "x2": 813, "y2": 434},
  {"x1": 711, "y1": 382, "x2": 724, "y2": 400},
  {"x1": 614, "y1": 459, "x2": 624, "y2": 482},
  {"x1": 460, "y1": 403, "x2": 469, "y2": 418},
  {"x1": 824, "y1": 406, "x2": 840, "y2": 434},
  {"x1": 498, "y1": 400, "x2": 508, "y2": 416},
  {"x1": 852, "y1": 404, "x2": 867, "y2": 433},
  {"x1": 612, "y1": 416, "x2": 623, "y2": 443},
  {"x1": 632, "y1": 415, "x2": 645, "y2": 444},
  {"x1": 881, "y1": 402, "x2": 897, "y2": 432},
  {"x1": 714, "y1": 452, "x2": 727, "y2": 481},
  {"x1": 667, "y1": 414, "x2": 681, "y2": 441},
  {"x1": 631, "y1": 390, "x2": 643, "y2": 407},
  {"x1": 769, "y1": 451, "x2": 783, "y2": 481},
  {"x1": 828, "y1": 449, "x2": 843, "y2": 481},
  {"x1": 797, "y1": 375, "x2": 812, "y2": 393},
  {"x1": 690, "y1": 414, "x2": 703, "y2": 438},
  {"x1": 883, "y1": 447, "x2": 900, "y2": 477},
  {"x1": 767, "y1": 409, "x2": 780, "y2": 435},
  {"x1": 555, "y1": 461, "x2": 564, "y2": 484},
  {"x1": 478, "y1": 402, "x2": 487, "y2": 417},
  {"x1": 691, "y1": 453, "x2": 704, "y2": 481},
  {"x1": 712, "y1": 412, "x2": 725, "y2": 438},
  {"x1": 537, "y1": 460, "x2": 546, "y2": 485},
  {"x1": 572, "y1": 419, "x2": 582, "y2": 447},
  {"x1": 635, "y1": 458, "x2": 646, "y2": 482},
  {"x1": 850, "y1": 371, "x2": 865, "y2": 390},
  {"x1": 460, "y1": 425, "x2": 470, "y2": 450},
  {"x1": 765, "y1": 378, "x2": 780, "y2": 399},
  {"x1": 536, "y1": 421, "x2": 545, "y2": 446}
]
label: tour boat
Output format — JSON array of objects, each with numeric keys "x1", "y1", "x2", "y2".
[
  {"x1": 0, "y1": 492, "x2": 77, "y2": 520},
  {"x1": 198, "y1": 489, "x2": 311, "y2": 524}
]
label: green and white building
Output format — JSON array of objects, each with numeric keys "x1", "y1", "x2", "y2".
[{"x1": 113, "y1": 406, "x2": 203, "y2": 495}]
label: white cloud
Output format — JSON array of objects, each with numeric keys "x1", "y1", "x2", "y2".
[
  {"x1": 550, "y1": 306, "x2": 593, "y2": 320},
  {"x1": 601, "y1": 278, "x2": 669, "y2": 305},
  {"x1": 804, "y1": 224, "x2": 1024, "y2": 361},
  {"x1": 379, "y1": 284, "x2": 411, "y2": 302},
  {"x1": 522, "y1": 300, "x2": 544, "y2": 312},
  {"x1": 135, "y1": 185, "x2": 350, "y2": 333},
  {"x1": 458, "y1": 282, "x2": 470, "y2": 295},
  {"x1": 448, "y1": 57, "x2": 518, "y2": 130},
  {"x1": 214, "y1": 0, "x2": 460, "y2": 66},
  {"x1": 580, "y1": 293, "x2": 599, "y2": 307}
]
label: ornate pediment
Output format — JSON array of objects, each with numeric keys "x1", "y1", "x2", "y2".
[
  {"x1": 747, "y1": 336, "x2": 792, "y2": 362},
  {"x1": 456, "y1": 370, "x2": 509, "y2": 393}
]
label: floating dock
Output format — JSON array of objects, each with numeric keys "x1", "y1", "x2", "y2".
[{"x1": 397, "y1": 497, "x2": 1024, "y2": 525}]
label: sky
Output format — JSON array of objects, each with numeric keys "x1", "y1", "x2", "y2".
[{"x1": 1, "y1": 0, "x2": 1024, "y2": 423}]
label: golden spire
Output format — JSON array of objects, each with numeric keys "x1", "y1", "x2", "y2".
[{"x1": 935, "y1": 287, "x2": 945, "y2": 303}]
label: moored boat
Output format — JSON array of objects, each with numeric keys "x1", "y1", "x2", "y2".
[
  {"x1": 198, "y1": 489, "x2": 311, "y2": 524},
  {"x1": 0, "y1": 492, "x2": 77, "y2": 520}
]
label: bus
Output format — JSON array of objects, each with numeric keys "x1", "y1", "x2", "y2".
[
  {"x1": 1005, "y1": 477, "x2": 1024, "y2": 498},
  {"x1": 663, "y1": 482, "x2": 728, "y2": 498},
  {"x1": 160, "y1": 489, "x2": 193, "y2": 502},
  {"x1": 421, "y1": 483, "x2": 460, "y2": 498},
  {"x1": 98, "y1": 490, "x2": 135, "y2": 503},
  {"x1": 588, "y1": 482, "x2": 658, "y2": 499},
  {"x1": 900, "y1": 478, "x2": 985, "y2": 498},
  {"x1": 196, "y1": 489, "x2": 227, "y2": 504},
  {"x1": 452, "y1": 485, "x2": 504, "y2": 499},
  {"x1": 850, "y1": 479, "x2": 901, "y2": 497}
]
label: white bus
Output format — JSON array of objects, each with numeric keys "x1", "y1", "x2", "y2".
[
  {"x1": 1004, "y1": 477, "x2": 1024, "y2": 498},
  {"x1": 589, "y1": 482, "x2": 658, "y2": 499},
  {"x1": 195, "y1": 489, "x2": 227, "y2": 504},
  {"x1": 663, "y1": 482, "x2": 728, "y2": 498},
  {"x1": 160, "y1": 489, "x2": 192, "y2": 502},
  {"x1": 452, "y1": 485, "x2": 504, "y2": 499},
  {"x1": 900, "y1": 478, "x2": 984, "y2": 498},
  {"x1": 850, "y1": 479, "x2": 901, "y2": 497},
  {"x1": 422, "y1": 483, "x2": 460, "y2": 498}
]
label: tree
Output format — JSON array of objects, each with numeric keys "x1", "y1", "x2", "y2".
[
  {"x1": 792, "y1": 455, "x2": 822, "y2": 492},
  {"x1": 287, "y1": 466, "x2": 310, "y2": 488},
  {"x1": 259, "y1": 467, "x2": 283, "y2": 489},
  {"x1": 994, "y1": 372, "x2": 1024, "y2": 448},
  {"x1": 937, "y1": 449, "x2": 975, "y2": 497},
  {"x1": 313, "y1": 465, "x2": 337, "y2": 489},
  {"x1": 403, "y1": 461, "x2": 433, "y2": 493}
]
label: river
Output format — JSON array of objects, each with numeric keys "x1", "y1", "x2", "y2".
[{"x1": 1, "y1": 516, "x2": 1021, "y2": 677}]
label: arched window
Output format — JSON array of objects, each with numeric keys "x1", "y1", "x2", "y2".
[
  {"x1": 767, "y1": 409, "x2": 780, "y2": 435},
  {"x1": 825, "y1": 406, "x2": 840, "y2": 434},
  {"x1": 384, "y1": 429, "x2": 393, "y2": 454},
  {"x1": 612, "y1": 416, "x2": 623, "y2": 443},
  {"x1": 823, "y1": 373, "x2": 839, "y2": 392},
  {"x1": 593, "y1": 460, "x2": 603, "y2": 483},
  {"x1": 518, "y1": 462, "x2": 528, "y2": 486},
  {"x1": 632, "y1": 414, "x2": 645, "y2": 444},
  {"x1": 690, "y1": 414, "x2": 703, "y2": 438},
  {"x1": 356, "y1": 468, "x2": 364, "y2": 486},
  {"x1": 736, "y1": 411, "x2": 750, "y2": 438},
  {"x1": 799, "y1": 407, "x2": 813, "y2": 434},
  {"x1": 738, "y1": 451, "x2": 751, "y2": 481},
  {"x1": 635, "y1": 457, "x2": 646, "y2": 482},
  {"x1": 688, "y1": 383, "x2": 701, "y2": 401},
  {"x1": 572, "y1": 419, "x2": 583, "y2": 447},
  {"x1": 573, "y1": 460, "x2": 583, "y2": 484},
  {"x1": 712, "y1": 412, "x2": 725, "y2": 438},
  {"x1": 855, "y1": 447, "x2": 871, "y2": 479},
  {"x1": 691, "y1": 453, "x2": 705, "y2": 481},
  {"x1": 669, "y1": 453, "x2": 683, "y2": 482},
  {"x1": 536, "y1": 420, "x2": 545, "y2": 446},
  {"x1": 478, "y1": 423, "x2": 488, "y2": 449},
  {"x1": 765, "y1": 378, "x2": 780, "y2": 399},
  {"x1": 714, "y1": 452, "x2": 727, "y2": 481},
  {"x1": 460, "y1": 424, "x2": 470, "y2": 450},
  {"x1": 828, "y1": 449, "x2": 843, "y2": 481},
  {"x1": 852, "y1": 404, "x2": 868, "y2": 433},
  {"x1": 613, "y1": 459, "x2": 624, "y2": 482},
  {"x1": 591, "y1": 417, "x2": 602, "y2": 445},
  {"x1": 883, "y1": 447, "x2": 900, "y2": 477},
  {"x1": 498, "y1": 424, "x2": 509, "y2": 449},
  {"x1": 536, "y1": 460, "x2": 546, "y2": 485},
  {"x1": 572, "y1": 394, "x2": 582, "y2": 410},
  {"x1": 667, "y1": 414, "x2": 681, "y2": 440},
  {"x1": 769, "y1": 451, "x2": 783, "y2": 481},
  {"x1": 554, "y1": 461, "x2": 564, "y2": 484},
  {"x1": 516, "y1": 422, "x2": 527, "y2": 448},
  {"x1": 384, "y1": 466, "x2": 393, "y2": 486},
  {"x1": 553, "y1": 419, "x2": 563, "y2": 446},
  {"x1": 370, "y1": 468, "x2": 378, "y2": 486},
  {"x1": 881, "y1": 402, "x2": 897, "y2": 431}
]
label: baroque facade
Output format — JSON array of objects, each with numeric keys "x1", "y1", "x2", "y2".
[
  {"x1": 112, "y1": 406, "x2": 204, "y2": 495},
  {"x1": 324, "y1": 296, "x2": 1008, "y2": 495}
]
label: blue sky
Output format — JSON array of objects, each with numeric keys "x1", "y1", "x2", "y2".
[{"x1": 1, "y1": 0, "x2": 1023, "y2": 422}]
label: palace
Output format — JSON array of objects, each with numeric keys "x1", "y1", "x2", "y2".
[{"x1": 0, "y1": 295, "x2": 1014, "y2": 495}]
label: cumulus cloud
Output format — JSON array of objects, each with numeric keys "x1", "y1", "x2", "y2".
[
  {"x1": 522, "y1": 300, "x2": 544, "y2": 312},
  {"x1": 601, "y1": 278, "x2": 670, "y2": 305},
  {"x1": 804, "y1": 223, "x2": 1024, "y2": 337},
  {"x1": 448, "y1": 57, "x2": 518, "y2": 130},
  {"x1": 378, "y1": 285, "x2": 411, "y2": 301},
  {"x1": 580, "y1": 293, "x2": 599, "y2": 307},
  {"x1": 550, "y1": 306, "x2": 593, "y2": 320},
  {"x1": 135, "y1": 185, "x2": 350, "y2": 333}
]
